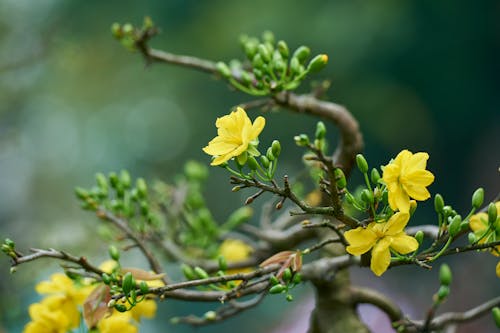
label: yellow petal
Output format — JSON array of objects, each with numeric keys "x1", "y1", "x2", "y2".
[
  {"x1": 496, "y1": 262, "x2": 500, "y2": 278},
  {"x1": 469, "y1": 213, "x2": 488, "y2": 232},
  {"x1": 249, "y1": 116, "x2": 265, "y2": 140},
  {"x1": 203, "y1": 139, "x2": 239, "y2": 156},
  {"x1": 381, "y1": 164, "x2": 400, "y2": 185},
  {"x1": 403, "y1": 183, "x2": 431, "y2": 201},
  {"x1": 388, "y1": 185, "x2": 410, "y2": 213},
  {"x1": 345, "y1": 227, "x2": 377, "y2": 256},
  {"x1": 384, "y1": 212, "x2": 410, "y2": 235},
  {"x1": 390, "y1": 233, "x2": 419, "y2": 254},
  {"x1": 404, "y1": 152, "x2": 429, "y2": 173},
  {"x1": 393, "y1": 150, "x2": 411, "y2": 168},
  {"x1": 404, "y1": 169, "x2": 435, "y2": 187},
  {"x1": 370, "y1": 238, "x2": 392, "y2": 276}
]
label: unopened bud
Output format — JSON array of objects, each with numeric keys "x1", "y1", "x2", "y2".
[
  {"x1": 436, "y1": 285, "x2": 449, "y2": 301},
  {"x1": 258, "y1": 44, "x2": 271, "y2": 63},
  {"x1": 414, "y1": 230, "x2": 424, "y2": 245},
  {"x1": 361, "y1": 189, "x2": 374, "y2": 205},
  {"x1": 277, "y1": 40, "x2": 289, "y2": 59},
  {"x1": 488, "y1": 203, "x2": 498, "y2": 225},
  {"x1": 266, "y1": 147, "x2": 275, "y2": 161},
  {"x1": 271, "y1": 140, "x2": 281, "y2": 157},
  {"x1": 260, "y1": 156, "x2": 270, "y2": 168},
  {"x1": 370, "y1": 168, "x2": 381, "y2": 184},
  {"x1": 448, "y1": 215, "x2": 462, "y2": 237},
  {"x1": 216, "y1": 62, "x2": 231, "y2": 78},
  {"x1": 194, "y1": 266, "x2": 209, "y2": 279},
  {"x1": 294, "y1": 134, "x2": 310, "y2": 146},
  {"x1": 247, "y1": 156, "x2": 259, "y2": 171},
  {"x1": 122, "y1": 23, "x2": 134, "y2": 35},
  {"x1": 434, "y1": 194, "x2": 445, "y2": 213},
  {"x1": 356, "y1": 154, "x2": 369, "y2": 173},
  {"x1": 108, "y1": 245, "x2": 120, "y2": 261},
  {"x1": 111, "y1": 23, "x2": 122, "y2": 38},
  {"x1": 307, "y1": 54, "x2": 328, "y2": 72},
  {"x1": 468, "y1": 232, "x2": 477, "y2": 244},
  {"x1": 315, "y1": 121, "x2": 326, "y2": 140},
  {"x1": 492, "y1": 307, "x2": 500, "y2": 328},
  {"x1": 471, "y1": 188, "x2": 484, "y2": 209},
  {"x1": 439, "y1": 264, "x2": 452, "y2": 286},
  {"x1": 218, "y1": 256, "x2": 227, "y2": 271},
  {"x1": 269, "y1": 284, "x2": 285, "y2": 294},
  {"x1": 292, "y1": 46, "x2": 311, "y2": 64},
  {"x1": 204, "y1": 311, "x2": 217, "y2": 321},
  {"x1": 334, "y1": 168, "x2": 347, "y2": 189}
]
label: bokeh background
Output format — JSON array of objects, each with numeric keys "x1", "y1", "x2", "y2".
[{"x1": 1, "y1": 0, "x2": 499, "y2": 332}]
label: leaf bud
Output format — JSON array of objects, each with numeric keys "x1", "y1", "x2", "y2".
[
  {"x1": 448, "y1": 215, "x2": 462, "y2": 237},
  {"x1": 492, "y1": 307, "x2": 500, "y2": 328},
  {"x1": 277, "y1": 40, "x2": 289, "y2": 59},
  {"x1": 74, "y1": 187, "x2": 89, "y2": 200},
  {"x1": 292, "y1": 46, "x2": 311, "y2": 64},
  {"x1": 370, "y1": 168, "x2": 381, "y2": 184},
  {"x1": 204, "y1": 310, "x2": 217, "y2": 321},
  {"x1": 434, "y1": 194, "x2": 444, "y2": 213},
  {"x1": 194, "y1": 266, "x2": 209, "y2": 279},
  {"x1": 96, "y1": 172, "x2": 108, "y2": 190},
  {"x1": 216, "y1": 62, "x2": 232, "y2": 78},
  {"x1": 4, "y1": 238, "x2": 15, "y2": 248},
  {"x1": 108, "y1": 245, "x2": 120, "y2": 261},
  {"x1": 356, "y1": 154, "x2": 369, "y2": 174},
  {"x1": 282, "y1": 268, "x2": 292, "y2": 283},
  {"x1": 471, "y1": 188, "x2": 484, "y2": 209},
  {"x1": 488, "y1": 202, "x2": 498, "y2": 225},
  {"x1": 269, "y1": 284, "x2": 286, "y2": 294},
  {"x1": 414, "y1": 230, "x2": 424, "y2": 245},
  {"x1": 307, "y1": 54, "x2": 328, "y2": 73},
  {"x1": 436, "y1": 285, "x2": 449, "y2": 301},
  {"x1": 181, "y1": 264, "x2": 196, "y2": 280},
  {"x1": 271, "y1": 140, "x2": 281, "y2": 157},
  {"x1": 111, "y1": 23, "x2": 122, "y2": 38},
  {"x1": 334, "y1": 168, "x2": 347, "y2": 189},
  {"x1": 439, "y1": 263, "x2": 452, "y2": 286},
  {"x1": 315, "y1": 121, "x2": 326, "y2": 140},
  {"x1": 258, "y1": 44, "x2": 271, "y2": 63}
]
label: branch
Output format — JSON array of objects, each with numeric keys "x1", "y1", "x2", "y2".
[
  {"x1": 301, "y1": 255, "x2": 357, "y2": 282},
  {"x1": 350, "y1": 286, "x2": 403, "y2": 322}
]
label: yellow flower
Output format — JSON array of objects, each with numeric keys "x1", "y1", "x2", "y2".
[
  {"x1": 496, "y1": 262, "x2": 500, "y2": 278},
  {"x1": 130, "y1": 299, "x2": 157, "y2": 322},
  {"x1": 344, "y1": 212, "x2": 419, "y2": 276},
  {"x1": 203, "y1": 107, "x2": 265, "y2": 166},
  {"x1": 469, "y1": 202, "x2": 500, "y2": 256},
  {"x1": 24, "y1": 302, "x2": 69, "y2": 333},
  {"x1": 219, "y1": 239, "x2": 253, "y2": 278},
  {"x1": 97, "y1": 312, "x2": 138, "y2": 333},
  {"x1": 382, "y1": 149, "x2": 434, "y2": 213}
]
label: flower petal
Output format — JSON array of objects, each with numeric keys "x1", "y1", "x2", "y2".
[
  {"x1": 345, "y1": 227, "x2": 378, "y2": 256},
  {"x1": 390, "y1": 233, "x2": 419, "y2": 254},
  {"x1": 202, "y1": 139, "x2": 239, "y2": 156},
  {"x1": 370, "y1": 238, "x2": 392, "y2": 276},
  {"x1": 496, "y1": 262, "x2": 500, "y2": 278},
  {"x1": 384, "y1": 212, "x2": 410, "y2": 235},
  {"x1": 249, "y1": 116, "x2": 265, "y2": 140},
  {"x1": 404, "y1": 152, "x2": 429, "y2": 173},
  {"x1": 388, "y1": 185, "x2": 410, "y2": 212}
]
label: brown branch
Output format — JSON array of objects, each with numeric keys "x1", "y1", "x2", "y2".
[{"x1": 350, "y1": 286, "x2": 403, "y2": 322}]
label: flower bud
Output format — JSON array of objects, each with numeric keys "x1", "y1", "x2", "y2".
[
  {"x1": 448, "y1": 215, "x2": 462, "y2": 237},
  {"x1": 260, "y1": 156, "x2": 270, "y2": 168},
  {"x1": 74, "y1": 187, "x2": 89, "y2": 200},
  {"x1": 269, "y1": 275, "x2": 279, "y2": 285},
  {"x1": 290, "y1": 57, "x2": 301, "y2": 75},
  {"x1": 409, "y1": 200, "x2": 418, "y2": 215},
  {"x1": 307, "y1": 54, "x2": 328, "y2": 73},
  {"x1": 115, "y1": 304, "x2": 127, "y2": 312},
  {"x1": 315, "y1": 121, "x2": 326, "y2": 140},
  {"x1": 286, "y1": 294, "x2": 294, "y2": 302},
  {"x1": 294, "y1": 134, "x2": 310, "y2": 146},
  {"x1": 218, "y1": 256, "x2": 227, "y2": 271},
  {"x1": 111, "y1": 23, "x2": 122, "y2": 38},
  {"x1": 108, "y1": 245, "x2": 120, "y2": 261},
  {"x1": 247, "y1": 156, "x2": 259, "y2": 171},
  {"x1": 120, "y1": 170, "x2": 131, "y2": 188},
  {"x1": 434, "y1": 194, "x2": 445, "y2": 213},
  {"x1": 194, "y1": 266, "x2": 209, "y2": 279},
  {"x1": 139, "y1": 281, "x2": 149, "y2": 294},
  {"x1": 269, "y1": 284, "x2": 285, "y2": 294},
  {"x1": 4, "y1": 238, "x2": 14, "y2": 248},
  {"x1": 361, "y1": 189, "x2": 374, "y2": 205},
  {"x1": 135, "y1": 178, "x2": 148, "y2": 199},
  {"x1": 292, "y1": 273, "x2": 302, "y2": 285},
  {"x1": 102, "y1": 273, "x2": 112, "y2": 285},
  {"x1": 471, "y1": 188, "x2": 484, "y2": 209},
  {"x1": 109, "y1": 172, "x2": 119, "y2": 188},
  {"x1": 370, "y1": 168, "x2": 381, "y2": 184},
  {"x1": 271, "y1": 140, "x2": 281, "y2": 157},
  {"x1": 240, "y1": 70, "x2": 253, "y2": 86},
  {"x1": 204, "y1": 311, "x2": 217, "y2": 321},
  {"x1": 436, "y1": 285, "x2": 449, "y2": 301},
  {"x1": 414, "y1": 230, "x2": 424, "y2": 245},
  {"x1": 292, "y1": 46, "x2": 311, "y2": 64},
  {"x1": 262, "y1": 30, "x2": 275, "y2": 45},
  {"x1": 140, "y1": 201, "x2": 149, "y2": 216},
  {"x1": 216, "y1": 62, "x2": 231, "y2": 78},
  {"x1": 492, "y1": 307, "x2": 500, "y2": 328},
  {"x1": 356, "y1": 154, "x2": 369, "y2": 174},
  {"x1": 488, "y1": 202, "x2": 498, "y2": 225},
  {"x1": 122, "y1": 23, "x2": 134, "y2": 36},
  {"x1": 107, "y1": 299, "x2": 116, "y2": 308},
  {"x1": 122, "y1": 272, "x2": 135, "y2": 294},
  {"x1": 468, "y1": 232, "x2": 477, "y2": 244},
  {"x1": 439, "y1": 264, "x2": 452, "y2": 286},
  {"x1": 266, "y1": 147, "x2": 275, "y2": 161},
  {"x1": 277, "y1": 40, "x2": 289, "y2": 59},
  {"x1": 282, "y1": 268, "x2": 292, "y2": 282},
  {"x1": 252, "y1": 53, "x2": 264, "y2": 70},
  {"x1": 244, "y1": 41, "x2": 258, "y2": 60},
  {"x1": 258, "y1": 44, "x2": 271, "y2": 63},
  {"x1": 181, "y1": 264, "x2": 196, "y2": 280},
  {"x1": 334, "y1": 168, "x2": 347, "y2": 189}
]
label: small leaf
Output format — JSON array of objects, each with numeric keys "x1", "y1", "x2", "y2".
[
  {"x1": 259, "y1": 251, "x2": 295, "y2": 267},
  {"x1": 121, "y1": 267, "x2": 165, "y2": 281},
  {"x1": 83, "y1": 285, "x2": 112, "y2": 329}
]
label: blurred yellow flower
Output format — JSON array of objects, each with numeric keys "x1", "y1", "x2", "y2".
[
  {"x1": 97, "y1": 312, "x2": 138, "y2": 333},
  {"x1": 470, "y1": 202, "x2": 500, "y2": 256},
  {"x1": 203, "y1": 107, "x2": 265, "y2": 166},
  {"x1": 24, "y1": 302, "x2": 69, "y2": 333},
  {"x1": 344, "y1": 212, "x2": 419, "y2": 276},
  {"x1": 382, "y1": 149, "x2": 434, "y2": 213},
  {"x1": 219, "y1": 239, "x2": 253, "y2": 278}
]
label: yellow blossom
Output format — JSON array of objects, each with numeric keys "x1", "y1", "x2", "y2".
[
  {"x1": 219, "y1": 239, "x2": 253, "y2": 279},
  {"x1": 97, "y1": 311, "x2": 137, "y2": 333},
  {"x1": 24, "y1": 302, "x2": 69, "y2": 333},
  {"x1": 130, "y1": 299, "x2": 157, "y2": 322},
  {"x1": 203, "y1": 107, "x2": 265, "y2": 166},
  {"x1": 382, "y1": 149, "x2": 434, "y2": 213},
  {"x1": 344, "y1": 212, "x2": 419, "y2": 276},
  {"x1": 470, "y1": 202, "x2": 500, "y2": 256}
]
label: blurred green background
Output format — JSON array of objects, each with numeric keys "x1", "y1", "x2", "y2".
[{"x1": 1, "y1": 0, "x2": 498, "y2": 332}]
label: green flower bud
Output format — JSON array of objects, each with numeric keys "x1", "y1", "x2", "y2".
[
  {"x1": 244, "y1": 41, "x2": 258, "y2": 60},
  {"x1": 262, "y1": 30, "x2": 275, "y2": 45},
  {"x1": 471, "y1": 188, "x2": 484, "y2": 209},
  {"x1": 434, "y1": 194, "x2": 445, "y2": 213},
  {"x1": 282, "y1": 268, "x2": 292, "y2": 282},
  {"x1": 260, "y1": 156, "x2": 270, "y2": 168},
  {"x1": 96, "y1": 172, "x2": 107, "y2": 189},
  {"x1": 414, "y1": 230, "x2": 424, "y2": 245},
  {"x1": 258, "y1": 44, "x2": 271, "y2": 63},
  {"x1": 204, "y1": 310, "x2": 217, "y2": 321},
  {"x1": 134, "y1": 178, "x2": 147, "y2": 199},
  {"x1": 307, "y1": 54, "x2": 328, "y2": 73},
  {"x1": 252, "y1": 54, "x2": 264, "y2": 71},
  {"x1": 266, "y1": 147, "x2": 276, "y2": 161},
  {"x1": 216, "y1": 62, "x2": 232, "y2": 78},
  {"x1": 292, "y1": 273, "x2": 302, "y2": 285},
  {"x1": 122, "y1": 272, "x2": 134, "y2": 294},
  {"x1": 334, "y1": 168, "x2": 347, "y2": 189},
  {"x1": 361, "y1": 189, "x2": 374, "y2": 205},
  {"x1": 181, "y1": 264, "x2": 196, "y2": 280},
  {"x1": 74, "y1": 187, "x2": 89, "y2": 200},
  {"x1": 102, "y1": 273, "x2": 112, "y2": 285},
  {"x1": 290, "y1": 57, "x2": 301, "y2": 75},
  {"x1": 240, "y1": 70, "x2": 253, "y2": 86},
  {"x1": 120, "y1": 170, "x2": 131, "y2": 188},
  {"x1": 315, "y1": 121, "x2": 326, "y2": 140},
  {"x1": 439, "y1": 264, "x2": 452, "y2": 286},
  {"x1": 459, "y1": 220, "x2": 469, "y2": 232},
  {"x1": 468, "y1": 232, "x2": 477, "y2": 244},
  {"x1": 292, "y1": 46, "x2": 311, "y2": 64},
  {"x1": 142, "y1": 16, "x2": 153, "y2": 29},
  {"x1": 139, "y1": 281, "x2": 149, "y2": 294},
  {"x1": 448, "y1": 215, "x2": 462, "y2": 237},
  {"x1": 286, "y1": 294, "x2": 294, "y2": 302},
  {"x1": 488, "y1": 202, "x2": 498, "y2": 225},
  {"x1": 370, "y1": 168, "x2": 381, "y2": 184},
  {"x1": 4, "y1": 238, "x2": 15, "y2": 248},
  {"x1": 115, "y1": 304, "x2": 127, "y2": 312},
  {"x1": 140, "y1": 201, "x2": 149, "y2": 216},
  {"x1": 194, "y1": 266, "x2": 209, "y2": 279},
  {"x1": 345, "y1": 192, "x2": 356, "y2": 205},
  {"x1": 218, "y1": 256, "x2": 227, "y2": 271},
  {"x1": 271, "y1": 140, "x2": 281, "y2": 157},
  {"x1": 107, "y1": 299, "x2": 116, "y2": 308},
  {"x1": 356, "y1": 154, "x2": 369, "y2": 174},
  {"x1": 436, "y1": 285, "x2": 449, "y2": 301},
  {"x1": 277, "y1": 40, "x2": 289, "y2": 59},
  {"x1": 269, "y1": 275, "x2": 279, "y2": 286},
  {"x1": 246, "y1": 156, "x2": 259, "y2": 171},
  {"x1": 111, "y1": 23, "x2": 122, "y2": 38},
  {"x1": 492, "y1": 307, "x2": 500, "y2": 328},
  {"x1": 122, "y1": 23, "x2": 134, "y2": 36},
  {"x1": 108, "y1": 245, "x2": 120, "y2": 261},
  {"x1": 294, "y1": 134, "x2": 310, "y2": 147},
  {"x1": 269, "y1": 284, "x2": 286, "y2": 294},
  {"x1": 184, "y1": 161, "x2": 208, "y2": 181}
]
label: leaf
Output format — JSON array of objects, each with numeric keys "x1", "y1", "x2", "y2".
[
  {"x1": 121, "y1": 267, "x2": 165, "y2": 281},
  {"x1": 291, "y1": 250, "x2": 302, "y2": 272},
  {"x1": 259, "y1": 251, "x2": 295, "y2": 267},
  {"x1": 83, "y1": 284, "x2": 111, "y2": 329}
]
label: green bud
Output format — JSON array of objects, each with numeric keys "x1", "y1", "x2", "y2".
[
  {"x1": 277, "y1": 40, "x2": 289, "y2": 59},
  {"x1": 448, "y1": 215, "x2": 462, "y2": 237},
  {"x1": 492, "y1": 307, "x2": 500, "y2": 328},
  {"x1": 1, "y1": 244, "x2": 10, "y2": 254},
  {"x1": 286, "y1": 294, "x2": 294, "y2": 302},
  {"x1": 260, "y1": 156, "x2": 270, "y2": 168},
  {"x1": 471, "y1": 188, "x2": 484, "y2": 209},
  {"x1": 244, "y1": 41, "x2": 258, "y2": 59},
  {"x1": 247, "y1": 156, "x2": 259, "y2": 171},
  {"x1": 252, "y1": 54, "x2": 264, "y2": 70},
  {"x1": 468, "y1": 232, "x2": 477, "y2": 244},
  {"x1": 216, "y1": 62, "x2": 232, "y2": 78},
  {"x1": 143, "y1": 16, "x2": 153, "y2": 29},
  {"x1": 96, "y1": 173, "x2": 107, "y2": 189},
  {"x1": 135, "y1": 178, "x2": 147, "y2": 199},
  {"x1": 120, "y1": 170, "x2": 131, "y2": 188},
  {"x1": 108, "y1": 245, "x2": 120, "y2": 261},
  {"x1": 140, "y1": 201, "x2": 149, "y2": 216},
  {"x1": 240, "y1": 71, "x2": 253, "y2": 86},
  {"x1": 122, "y1": 272, "x2": 135, "y2": 294},
  {"x1": 271, "y1": 140, "x2": 281, "y2": 157},
  {"x1": 292, "y1": 273, "x2": 302, "y2": 285},
  {"x1": 102, "y1": 273, "x2": 112, "y2": 285},
  {"x1": 315, "y1": 121, "x2": 326, "y2": 140},
  {"x1": 488, "y1": 203, "x2": 498, "y2": 225},
  {"x1": 74, "y1": 187, "x2": 89, "y2": 200},
  {"x1": 115, "y1": 304, "x2": 127, "y2": 312},
  {"x1": 204, "y1": 310, "x2": 217, "y2": 321},
  {"x1": 218, "y1": 256, "x2": 227, "y2": 271},
  {"x1": 262, "y1": 30, "x2": 275, "y2": 45},
  {"x1": 459, "y1": 220, "x2": 469, "y2": 232},
  {"x1": 10, "y1": 267, "x2": 17, "y2": 274},
  {"x1": 282, "y1": 268, "x2": 292, "y2": 282},
  {"x1": 109, "y1": 172, "x2": 119, "y2": 188},
  {"x1": 269, "y1": 275, "x2": 279, "y2": 285},
  {"x1": 307, "y1": 54, "x2": 328, "y2": 73},
  {"x1": 370, "y1": 168, "x2": 381, "y2": 184},
  {"x1": 111, "y1": 23, "x2": 122, "y2": 38},
  {"x1": 122, "y1": 23, "x2": 134, "y2": 35},
  {"x1": 334, "y1": 168, "x2": 347, "y2": 189},
  {"x1": 356, "y1": 154, "x2": 369, "y2": 174},
  {"x1": 269, "y1": 284, "x2": 286, "y2": 294},
  {"x1": 436, "y1": 285, "x2": 449, "y2": 301},
  {"x1": 194, "y1": 266, "x2": 209, "y2": 279},
  {"x1": 258, "y1": 44, "x2": 271, "y2": 63},
  {"x1": 434, "y1": 194, "x2": 445, "y2": 213},
  {"x1": 266, "y1": 147, "x2": 275, "y2": 162},
  {"x1": 294, "y1": 134, "x2": 310, "y2": 146},
  {"x1": 139, "y1": 281, "x2": 149, "y2": 294},
  {"x1": 439, "y1": 264, "x2": 452, "y2": 286},
  {"x1": 290, "y1": 57, "x2": 301, "y2": 75},
  {"x1": 361, "y1": 189, "x2": 374, "y2": 205},
  {"x1": 292, "y1": 46, "x2": 311, "y2": 64},
  {"x1": 107, "y1": 299, "x2": 116, "y2": 308},
  {"x1": 4, "y1": 238, "x2": 15, "y2": 248},
  {"x1": 253, "y1": 68, "x2": 263, "y2": 79},
  {"x1": 414, "y1": 230, "x2": 424, "y2": 245},
  {"x1": 181, "y1": 264, "x2": 196, "y2": 280},
  {"x1": 345, "y1": 192, "x2": 356, "y2": 205}
]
